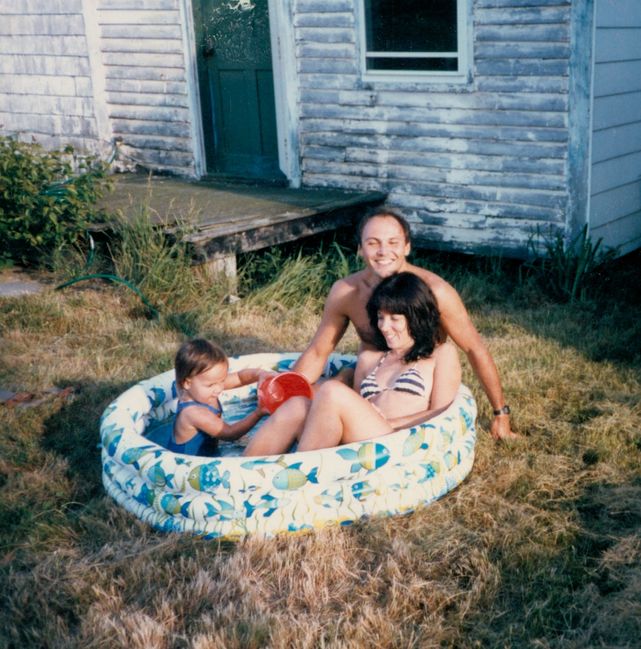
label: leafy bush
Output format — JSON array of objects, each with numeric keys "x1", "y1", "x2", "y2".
[{"x1": 0, "y1": 136, "x2": 112, "y2": 266}]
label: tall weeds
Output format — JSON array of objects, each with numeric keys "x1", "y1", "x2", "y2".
[
  {"x1": 54, "y1": 206, "x2": 232, "y2": 335},
  {"x1": 525, "y1": 224, "x2": 618, "y2": 303},
  {"x1": 110, "y1": 208, "x2": 192, "y2": 298},
  {"x1": 240, "y1": 240, "x2": 355, "y2": 311}
]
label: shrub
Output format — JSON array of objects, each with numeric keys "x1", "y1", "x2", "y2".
[{"x1": 0, "y1": 137, "x2": 112, "y2": 266}]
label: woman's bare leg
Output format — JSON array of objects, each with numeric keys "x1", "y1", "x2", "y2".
[
  {"x1": 297, "y1": 381, "x2": 392, "y2": 451},
  {"x1": 242, "y1": 396, "x2": 311, "y2": 456}
]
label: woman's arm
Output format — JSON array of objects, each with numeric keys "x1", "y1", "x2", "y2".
[
  {"x1": 428, "y1": 341, "x2": 461, "y2": 411},
  {"x1": 385, "y1": 404, "x2": 451, "y2": 432}
]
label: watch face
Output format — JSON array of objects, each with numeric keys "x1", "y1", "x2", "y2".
[{"x1": 495, "y1": 405, "x2": 510, "y2": 415}]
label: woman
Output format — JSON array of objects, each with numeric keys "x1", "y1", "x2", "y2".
[{"x1": 243, "y1": 272, "x2": 461, "y2": 456}]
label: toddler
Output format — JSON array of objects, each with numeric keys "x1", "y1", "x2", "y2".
[{"x1": 149, "y1": 338, "x2": 268, "y2": 456}]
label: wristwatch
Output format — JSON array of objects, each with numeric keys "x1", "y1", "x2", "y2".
[{"x1": 493, "y1": 405, "x2": 511, "y2": 416}]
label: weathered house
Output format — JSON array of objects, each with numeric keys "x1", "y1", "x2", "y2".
[{"x1": 1, "y1": 0, "x2": 639, "y2": 257}]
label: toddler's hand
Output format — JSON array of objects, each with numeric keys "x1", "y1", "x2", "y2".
[
  {"x1": 257, "y1": 369, "x2": 277, "y2": 386},
  {"x1": 256, "y1": 403, "x2": 271, "y2": 417}
]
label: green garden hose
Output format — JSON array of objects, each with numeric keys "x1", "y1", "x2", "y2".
[
  {"x1": 56, "y1": 273, "x2": 159, "y2": 318},
  {"x1": 55, "y1": 233, "x2": 159, "y2": 319}
]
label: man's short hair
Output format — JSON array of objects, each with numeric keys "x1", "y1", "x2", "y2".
[{"x1": 356, "y1": 207, "x2": 412, "y2": 244}]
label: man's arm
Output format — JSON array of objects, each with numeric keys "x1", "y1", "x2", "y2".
[
  {"x1": 434, "y1": 280, "x2": 518, "y2": 440},
  {"x1": 292, "y1": 281, "x2": 351, "y2": 383}
]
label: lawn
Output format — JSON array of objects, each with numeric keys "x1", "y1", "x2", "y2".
[{"x1": 1, "y1": 237, "x2": 640, "y2": 649}]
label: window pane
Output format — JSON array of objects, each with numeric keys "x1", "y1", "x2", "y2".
[
  {"x1": 365, "y1": 0, "x2": 458, "y2": 53},
  {"x1": 367, "y1": 56, "x2": 458, "y2": 72}
]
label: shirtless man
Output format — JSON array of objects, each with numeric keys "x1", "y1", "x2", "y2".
[{"x1": 292, "y1": 209, "x2": 517, "y2": 440}]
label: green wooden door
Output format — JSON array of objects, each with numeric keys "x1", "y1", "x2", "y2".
[{"x1": 194, "y1": 0, "x2": 285, "y2": 182}]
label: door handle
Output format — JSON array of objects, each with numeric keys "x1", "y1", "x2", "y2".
[{"x1": 203, "y1": 37, "x2": 215, "y2": 58}]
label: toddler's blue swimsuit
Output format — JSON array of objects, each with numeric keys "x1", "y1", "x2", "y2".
[{"x1": 146, "y1": 400, "x2": 222, "y2": 457}]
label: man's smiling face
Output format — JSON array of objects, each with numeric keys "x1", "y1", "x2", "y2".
[{"x1": 359, "y1": 216, "x2": 411, "y2": 279}]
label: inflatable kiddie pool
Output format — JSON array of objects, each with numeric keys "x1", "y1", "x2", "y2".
[{"x1": 100, "y1": 353, "x2": 477, "y2": 539}]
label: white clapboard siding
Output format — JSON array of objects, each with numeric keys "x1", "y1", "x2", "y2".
[
  {"x1": 300, "y1": 116, "x2": 568, "y2": 143},
  {"x1": 589, "y1": 0, "x2": 641, "y2": 255},
  {"x1": 4, "y1": 0, "x2": 638, "y2": 256},
  {"x1": 100, "y1": 24, "x2": 183, "y2": 39},
  {"x1": 96, "y1": 0, "x2": 196, "y2": 175},
  {"x1": 0, "y1": 0, "x2": 196, "y2": 171},
  {"x1": 0, "y1": 0, "x2": 77, "y2": 13},
  {"x1": 0, "y1": 0, "x2": 101, "y2": 152},
  {"x1": 0, "y1": 14, "x2": 86, "y2": 36},
  {"x1": 296, "y1": 0, "x2": 573, "y2": 257},
  {"x1": 303, "y1": 131, "x2": 568, "y2": 160}
]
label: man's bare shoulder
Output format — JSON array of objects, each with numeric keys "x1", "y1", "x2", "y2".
[
  {"x1": 407, "y1": 264, "x2": 456, "y2": 299},
  {"x1": 328, "y1": 269, "x2": 369, "y2": 298}
]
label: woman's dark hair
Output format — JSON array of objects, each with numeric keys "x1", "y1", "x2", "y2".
[
  {"x1": 356, "y1": 207, "x2": 412, "y2": 245},
  {"x1": 175, "y1": 338, "x2": 227, "y2": 389},
  {"x1": 366, "y1": 272, "x2": 445, "y2": 363}
]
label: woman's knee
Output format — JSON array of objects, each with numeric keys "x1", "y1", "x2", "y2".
[{"x1": 272, "y1": 395, "x2": 311, "y2": 422}]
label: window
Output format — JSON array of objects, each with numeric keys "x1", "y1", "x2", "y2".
[{"x1": 361, "y1": 0, "x2": 470, "y2": 82}]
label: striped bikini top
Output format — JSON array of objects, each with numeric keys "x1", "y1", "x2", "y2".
[{"x1": 360, "y1": 353, "x2": 427, "y2": 400}]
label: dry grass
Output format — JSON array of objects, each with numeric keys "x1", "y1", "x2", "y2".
[{"x1": 1, "y1": 248, "x2": 640, "y2": 649}]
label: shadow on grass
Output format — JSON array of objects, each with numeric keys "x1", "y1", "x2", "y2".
[
  {"x1": 508, "y1": 299, "x2": 641, "y2": 369},
  {"x1": 456, "y1": 477, "x2": 641, "y2": 647},
  {"x1": 565, "y1": 479, "x2": 641, "y2": 645},
  {"x1": 0, "y1": 378, "x2": 134, "y2": 552},
  {"x1": 40, "y1": 378, "x2": 132, "y2": 498}
]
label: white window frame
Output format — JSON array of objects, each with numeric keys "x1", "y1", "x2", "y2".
[{"x1": 358, "y1": 0, "x2": 471, "y2": 84}]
